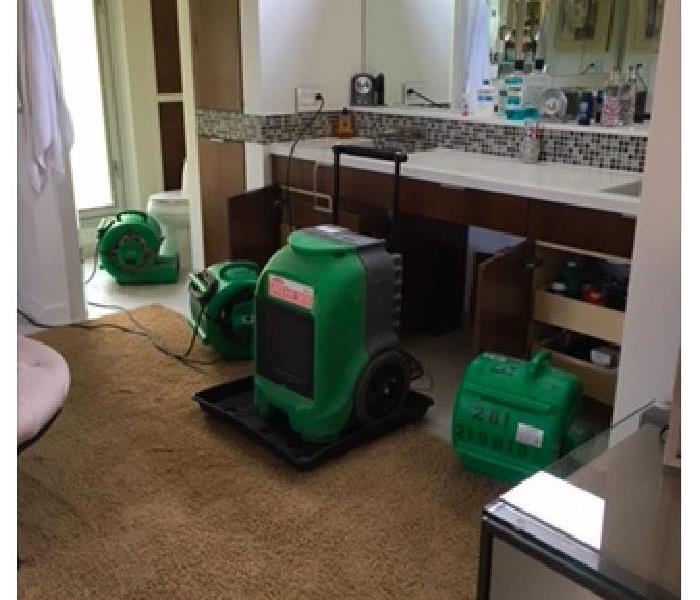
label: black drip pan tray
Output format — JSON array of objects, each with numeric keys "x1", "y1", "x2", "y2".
[{"x1": 193, "y1": 377, "x2": 433, "y2": 471}]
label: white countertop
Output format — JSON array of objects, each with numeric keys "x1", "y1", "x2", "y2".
[{"x1": 268, "y1": 138, "x2": 642, "y2": 216}]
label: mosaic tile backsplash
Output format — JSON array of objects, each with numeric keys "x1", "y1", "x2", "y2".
[{"x1": 197, "y1": 108, "x2": 647, "y2": 172}]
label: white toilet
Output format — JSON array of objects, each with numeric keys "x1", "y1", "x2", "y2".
[{"x1": 147, "y1": 159, "x2": 192, "y2": 272}]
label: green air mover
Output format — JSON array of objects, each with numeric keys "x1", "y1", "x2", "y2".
[
  {"x1": 97, "y1": 210, "x2": 179, "y2": 284},
  {"x1": 452, "y1": 351, "x2": 591, "y2": 483},
  {"x1": 193, "y1": 145, "x2": 432, "y2": 469},
  {"x1": 188, "y1": 261, "x2": 259, "y2": 360}
]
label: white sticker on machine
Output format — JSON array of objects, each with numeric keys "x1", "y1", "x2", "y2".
[
  {"x1": 268, "y1": 275, "x2": 314, "y2": 310},
  {"x1": 516, "y1": 423, "x2": 544, "y2": 449}
]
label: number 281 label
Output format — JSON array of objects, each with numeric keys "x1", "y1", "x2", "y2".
[{"x1": 268, "y1": 275, "x2": 314, "y2": 310}]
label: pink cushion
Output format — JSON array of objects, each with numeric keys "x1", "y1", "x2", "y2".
[{"x1": 17, "y1": 335, "x2": 70, "y2": 445}]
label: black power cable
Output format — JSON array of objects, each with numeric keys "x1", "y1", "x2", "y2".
[
  {"x1": 18, "y1": 303, "x2": 219, "y2": 367},
  {"x1": 398, "y1": 347, "x2": 433, "y2": 393},
  {"x1": 83, "y1": 244, "x2": 99, "y2": 285},
  {"x1": 283, "y1": 94, "x2": 325, "y2": 224}
]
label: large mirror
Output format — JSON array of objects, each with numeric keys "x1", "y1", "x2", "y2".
[
  {"x1": 362, "y1": 0, "x2": 455, "y2": 107},
  {"x1": 492, "y1": 1, "x2": 663, "y2": 77},
  {"x1": 361, "y1": 0, "x2": 664, "y2": 121}
]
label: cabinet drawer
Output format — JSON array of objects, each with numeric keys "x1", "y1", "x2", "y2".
[
  {"x1": 533, "y1": 290, "x2": 625, "y2": 345},
  {"x1": 534, "y1": 345, "x2": 617, "y2": 406},
  {"x1": 529, "y1": 200, "x2": 636, "y2": 258},
  {"x1": 400, "y1": 183, "x2": 528, "y2": 235}
]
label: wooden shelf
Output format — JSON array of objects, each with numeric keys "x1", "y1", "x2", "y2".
[{"x1": 533, "y1": 289, "x2": 625, "y2": 345}]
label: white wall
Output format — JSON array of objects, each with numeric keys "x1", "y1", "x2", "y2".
[
  {"x1": 613, "y1": 0, "x2": 679, "y2": 426},
  {"x1": 177, "y1": 0, "x2": 205, "y2": 271},
  {"x1": 18, "y1": 0, "x2": 85, "y2": 325},
  {"x1": 242, "y1": 0, "x2": 363, "y2": 114},
  {"x1": 363, "y1": 0, "x2": 454, "y2": 106}
]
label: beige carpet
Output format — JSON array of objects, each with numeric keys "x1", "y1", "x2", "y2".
[{"x1": 18, "y1": 305, "x2": 502, "y2": 600}]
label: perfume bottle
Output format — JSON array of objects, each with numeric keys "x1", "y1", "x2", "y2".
[{"x1": 519, "y1": 120, "x2": 541, "y2": 164}]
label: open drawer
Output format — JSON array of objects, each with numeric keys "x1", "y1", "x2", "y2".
[
  {"x1": 533, "y1": 290, "x2": 625, "y2": 345},
  {"x1": 532, "y1": 241, "x2": 628, "y2": 345},
  {"x1": 533, "y1": 343, "x2": 618, "y2": 406}
]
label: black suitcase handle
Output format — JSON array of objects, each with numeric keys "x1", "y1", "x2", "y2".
[{"x1": 332, "y1": 145, "x2": 408, "y2": 249}]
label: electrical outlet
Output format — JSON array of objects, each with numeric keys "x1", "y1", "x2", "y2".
[{"x1": 295, "y1": 87, "x2": 324, "y2": 112}]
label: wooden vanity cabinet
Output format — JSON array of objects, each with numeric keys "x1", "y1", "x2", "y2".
[
  {"x1": 198, "y1": 137, "x2": 246, "y2": 264},
  {"x1": 473, "y1": 240, "x2": 630, "y2": 408},
  {"x1": 231, "y1": 156, "x2": 636, "y2": 371}
]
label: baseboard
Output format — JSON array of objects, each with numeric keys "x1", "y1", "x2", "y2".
[
  {"x1": 18, "y1": 292, "x2": 72, "y2": 326},
  {"x1": 79, "y1": 224, "x2": 99, "y2": 257}
]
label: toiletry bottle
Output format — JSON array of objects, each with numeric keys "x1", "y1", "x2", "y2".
[
  {"x1": 376, "y1": 73, "x2": 385, "y2": 106},
  {"x1": 619, "y1": 66, "x2": 636, "y2": 126},
  {"x1": 519, "y1": 119, "x2": 541, "y2": 163},
  {"x1": 577, "y1": 91, "x2": 594, "y2": 126},
  {"x1": 524, "y1": 58, "x2": 550, "y2": 113},
  {"x1": 601, "y1": 71, "x2": 622, "y2": 127},
  {"x1": 475, "y1": 79, "x2": 497, "y2": 118},
  {"x1": 335, "y1": 108, "x2": 355, "y2": 138},
  {"x1": 634, "y1": 63, "x2": 648, "y2": 123},
  {"x1": 505, "y1": 60, "x2": 525, "y2": 112},
  {"x1": 595, "y1": 89, "x2": 604, "y2": 124}
]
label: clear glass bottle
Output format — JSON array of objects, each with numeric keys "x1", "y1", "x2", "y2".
[
  {"x1": 619, "y1": 66, "x2": 636, "y2": 126},
  {"x1": 601, "y1": 71, "x2": 622, "y2": 127},
  {"x1": 519, "y1": 120, "x2": 541, "y2": 163}
]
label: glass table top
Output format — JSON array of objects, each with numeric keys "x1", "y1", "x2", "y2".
[{"x1": 485, "y1": 419, "x2": 681, "y2": 600}]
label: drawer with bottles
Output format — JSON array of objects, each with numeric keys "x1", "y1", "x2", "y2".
[
  {"x1": 531, "y1": 242, "x2": 629, "y2": 343},
  {"x1": 529, "y1": 242, "x2": 628, "y2": 406}
]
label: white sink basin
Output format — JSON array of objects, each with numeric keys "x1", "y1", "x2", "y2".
[{"x1": 601, "y1": 180, "x2": 643, "y2": 197}]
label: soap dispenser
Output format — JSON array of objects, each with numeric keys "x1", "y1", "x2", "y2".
[
  {"x1": 335, "y1": 108, "x2": 355, "y2": 139},
  {"x1": 519, "y1": 120, "x2": 541, "y2": 164}
]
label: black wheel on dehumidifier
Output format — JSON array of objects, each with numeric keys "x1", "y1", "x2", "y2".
[{"x1": 354, "y1": 350, "x2": 410, "y2": 426}]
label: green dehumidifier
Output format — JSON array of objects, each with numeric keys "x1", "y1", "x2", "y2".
[
  {"x1": 96, "y1": 210, "x2": 179, "y2": 284},
  {"x1": 194, "y1": 145, "x2": 433, "y2": 469}
]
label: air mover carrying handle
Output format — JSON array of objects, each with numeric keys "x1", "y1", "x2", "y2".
[
  {"x1": 116, "y1": 210, "x2": 149, "y2": 221},
  {"x1": 189, "y1": 270, "x2": 219, "y2": 304},
  {"x1": 527, "y1": 351, "x2": 552, "y2": 378},
  {"x1": 332, "y1": 145, "x2": 408, "y2": 249}
]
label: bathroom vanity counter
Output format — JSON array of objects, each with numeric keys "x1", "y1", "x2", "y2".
[
  {"x1": 268, "y1": 140, "x2": 642, "y2": 217},
  {"x1": 228, "y1": 139, "x2": 640, "y2": 345}
]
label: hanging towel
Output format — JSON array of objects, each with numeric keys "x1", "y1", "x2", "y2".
[
  {"x1": 464, "y1": 0, "x2": 492, "y2": 115},
  {"x1": 18, "y1": 0, "x2": 74, "y2": 194}
]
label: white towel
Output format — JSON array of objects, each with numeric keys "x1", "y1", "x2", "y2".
[{"x1": 18, "y1": 0, "x2": 74, "y2": 194}]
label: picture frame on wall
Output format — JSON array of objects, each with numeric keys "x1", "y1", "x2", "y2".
[
  {"x1": 554, "y1": 0, "x2": 614, "y2": 53},
  {"x1": 628, "y1": 0, "x2": 665, "y2": 53}
]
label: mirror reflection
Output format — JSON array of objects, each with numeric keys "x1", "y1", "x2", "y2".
[
  {"x1": 360, "y1": 0, "x2": 664, "y2": 125},
  {"x1": 362, "y1": 0, "x2": 454, "y2": 107}
]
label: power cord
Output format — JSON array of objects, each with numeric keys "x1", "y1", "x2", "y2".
[
  {"x1": 18, "y1": 303, "x2": 219, "y2": 368},
  {"x1": 67, "y1": 217, "x2": 219, "y2": 366},
  {"x1": 83, "y1": 244, "x2": 99, "y2": 285},
  {"x1": 87, "y1": 300, "x2": 217, "y2": 365},
  {"x1": 398, "y1": 348, "x2": 434, "y2": 393},
  {"x1": 283, "y1": 94, "x2": 325, "y2": 224}
]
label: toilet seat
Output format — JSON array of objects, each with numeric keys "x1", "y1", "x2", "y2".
[{"x1": 147, "y1": 193, "x2": 189, "y2": 217}]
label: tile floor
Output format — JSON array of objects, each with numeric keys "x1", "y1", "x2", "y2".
[{"x1": 19, "y1": 259, "x2": 471, "y2": 442}]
